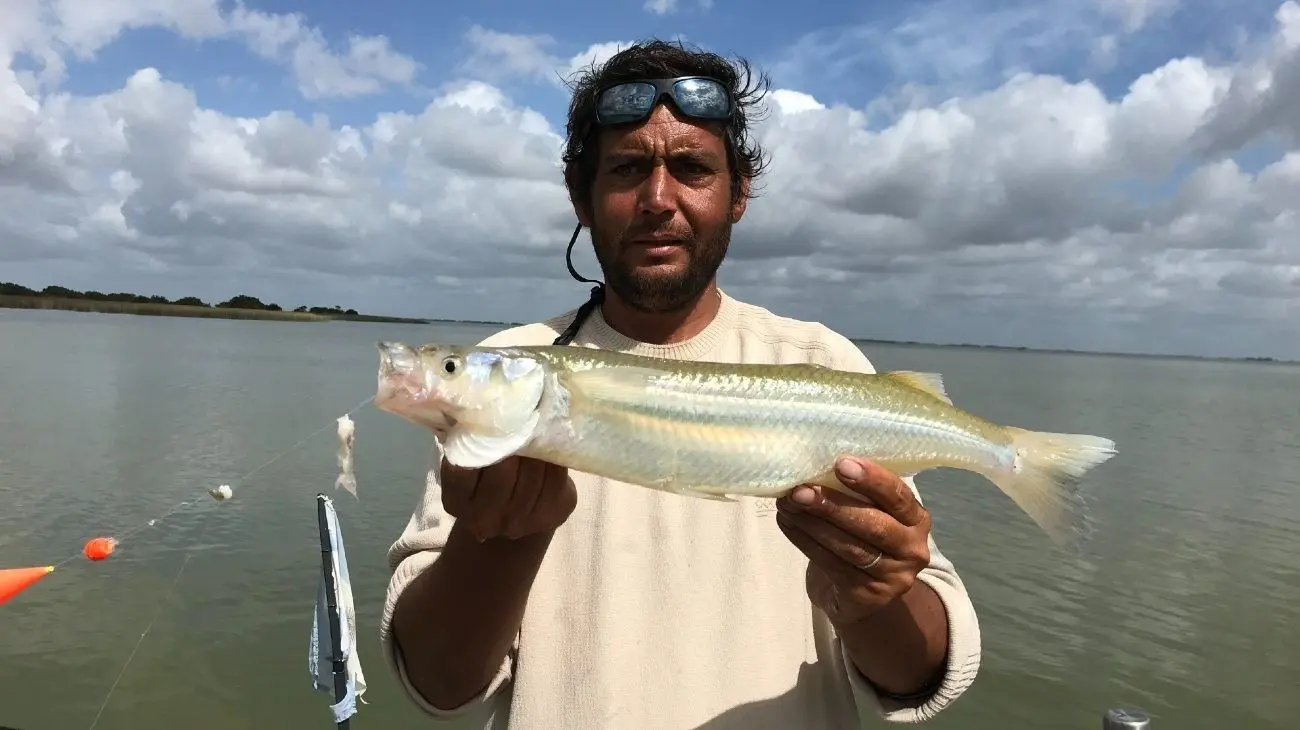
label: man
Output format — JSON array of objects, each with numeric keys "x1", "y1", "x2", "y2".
[{"x1": 380, "y1": 40, "x2": 981, "y2": 729}]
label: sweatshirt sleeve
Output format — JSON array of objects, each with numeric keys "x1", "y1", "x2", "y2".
[
  {"x1": 378, "y1": 446, "x2": 517, "y2": 724},
  {"x1": 377, "y1": 321, "x2": 568, "y2": 720},
  {"x1": 820, "y1": 330, "x2": 984, "y2": 724}
]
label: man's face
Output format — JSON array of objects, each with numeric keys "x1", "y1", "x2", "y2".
[{"x1": 576, "y1": 102, "x2": 748, "y2": 314}]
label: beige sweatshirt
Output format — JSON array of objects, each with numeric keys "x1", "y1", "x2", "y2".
[{"x1": 379, "y1": 290, "x2": 982, "y2": 729}]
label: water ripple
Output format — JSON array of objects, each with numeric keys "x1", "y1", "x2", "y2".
[{"x1": 0, "y1": 314, "x2": 1297, "y2": 728}]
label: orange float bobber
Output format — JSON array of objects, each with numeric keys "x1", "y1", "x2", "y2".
[
  {"x1": 0, "y1": 566, "x2": 55, "y2": 606},
  {"x1": 83, "y1": 537, "x2": 118, "y2": 561}
]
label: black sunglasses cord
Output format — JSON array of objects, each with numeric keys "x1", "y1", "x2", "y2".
[{"x1": 552, "y1": 222, "x2": 605, "y2": 346}]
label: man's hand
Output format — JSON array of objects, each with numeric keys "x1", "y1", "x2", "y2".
[
  {"x1": 393, "y1": 455, "x2": 574, "y2": 709},
  {"x1": 775, "y1": 456, "x2": 932, "y2": 627},
  {"x1": 442, "y1": 455, "x2": 577, "y2": 541}
]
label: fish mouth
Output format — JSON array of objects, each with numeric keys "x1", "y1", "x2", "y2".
[
  {"x1": 374, "y1": 341, "x2": 456, "y2": 434},
  {"x1": 375, "y1": 341, "x2": 426, "y2": 412}
]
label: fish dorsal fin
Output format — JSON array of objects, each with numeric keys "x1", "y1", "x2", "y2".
[
  {"x1": 443, "y1": 410, "x2": 541, "y2": 469},
  {"x1": 883, "y1": 370, "x2": 952, "y2": 404},
  {"x1": 560, "y1": 365, "x2": 661, "y2": 405}
]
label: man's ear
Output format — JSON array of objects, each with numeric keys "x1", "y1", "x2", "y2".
[
  {"x1": 729, "y1": 176, "x2": 751, "y2": 223},
  {"x1": 564, "y1": 165, "x2": 594, "y2": 227}
]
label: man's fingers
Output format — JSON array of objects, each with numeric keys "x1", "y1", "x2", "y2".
[
  {"x1": 775, "y1": 515, "x2": 896, "y2": 607},
  {"x1": 777, "y1": 504, "x2": 895, "y2": 575},
  {"x1": 776, "y1": 513, "x2": 853, "y2": 580},
  {"x1": 808, "y1": 490, "x2": 922, "y2": 557},
  {"x1": 834, "y1": 457, "x2": 928, "y2": 528},
  {"x1": 465, "y1": 458, "x2": 520, "y2": 538},
  {"x1": 502, "y1": 457, "x2": 547, "y2": 538},
  {"x1": 535, "y1": 463, "x2": 577, "y2": 517},
  {"x1": 779, "y1": 486, "x2": 930, "y2": 564},
  {"x1": 440, "y1": 458, "x2": 477, "y2": 517}
]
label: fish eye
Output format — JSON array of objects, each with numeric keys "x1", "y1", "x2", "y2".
[{"x1": 440, "y1": 355, "x2": 462, "y2": 375}]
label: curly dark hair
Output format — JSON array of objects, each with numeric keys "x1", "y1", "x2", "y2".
[{"x1": 561, "y1": 39, "x2": 772, "y2": 206}]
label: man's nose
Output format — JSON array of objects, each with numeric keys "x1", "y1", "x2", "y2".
[{"x1": 636, "y1": 164, "x2": 675, "y2": 217}]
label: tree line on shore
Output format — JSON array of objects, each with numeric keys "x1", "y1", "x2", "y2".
[{"x1": 0, "y1": 282, "x2": 359, "y2": 317}]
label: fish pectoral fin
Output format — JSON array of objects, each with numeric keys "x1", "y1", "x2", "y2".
[
  {"x1": 883, "y1": 370, "x2": 952, "y2": 404},
  {"x1": 805, "y1": 469, "x2": 922, "y2": 504},
  {"x1": 442, "y1": 411, "x2": 541, "y2": 469},
  {"x1": 560, "y1": 365, "x2": 663, "y2": 404},
  {"x1": 658, "y1": 479, "x2": 739, "y2": 502},
  {"x1": 673, "y1": 486, "x2": 739, "y2": 502}
]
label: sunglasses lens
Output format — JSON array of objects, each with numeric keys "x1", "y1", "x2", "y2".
[
  {"x1": 597, "y1": 82, "x2": 659, "y2": 123},
  {"x1": 672, "y1": 78, "x2": 730, "y2": 119}
]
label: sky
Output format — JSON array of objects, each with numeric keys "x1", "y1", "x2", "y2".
[{"x1": 2, "y1": 0, "x2": 1299, "y2": 360}]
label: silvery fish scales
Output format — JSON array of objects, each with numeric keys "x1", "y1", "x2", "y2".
[{"x1": 374, "y1": 342, "x2": 1117, "y2": 545}]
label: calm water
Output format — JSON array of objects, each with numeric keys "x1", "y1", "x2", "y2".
[{"x1": 1, "y1": 309, "x2": 1297, "y2": 730}]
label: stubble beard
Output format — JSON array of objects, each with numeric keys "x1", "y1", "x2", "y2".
[{"x1": 591, "y1": 222, "x2": 732, "y2": 314}]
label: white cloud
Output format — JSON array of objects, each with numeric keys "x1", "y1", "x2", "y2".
[
  {"x1": 226, "y1": 7, "x2": 421, "y2": 99},
  {"x1": 2, "y1": 0, "x2": 420, "y2": 98},
  {"x1": 459, "y1": 26, "x2": 633, "y2": 86},
  {"x1": 1098, "y1": 0, "x2": 1181, "y2": 32},
  {"x1": 2, "y1": 2, "x2": 1300, "y2": 360},
  {"x1": 643, "y1": 0, "x2": 714, "y2": 15},
  {"x1": 771, "y1": 0, "x2": 1200, "y2": 100}
]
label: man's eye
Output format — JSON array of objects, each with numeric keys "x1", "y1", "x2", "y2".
[{"x1": 674, "y1": 161, "x2": 711, "y2": 177}]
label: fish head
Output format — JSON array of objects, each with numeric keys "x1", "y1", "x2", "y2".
[{"x1": 374, "y1": 341, "x2": 548, "y2": 440}]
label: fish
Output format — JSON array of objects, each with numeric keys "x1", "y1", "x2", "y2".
[
  {"x1": 335, "y1": 414, "x2": 358, "y2": 498},
  {"x1": 372, "y1": 342, "x2": 1118, "y2": 546}
]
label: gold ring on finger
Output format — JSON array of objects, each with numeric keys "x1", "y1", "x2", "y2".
[{"x1": 856, "y1": 551, "x2": 883, "y2": 571}]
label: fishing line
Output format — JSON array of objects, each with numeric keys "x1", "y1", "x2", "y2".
[
  {"x1": 74, "y1": 394, "x2": 375, "y2": 729},
  {"x1": 85, "y1": 552, "x2": 194, "y2": 730},
  {"x1": 48, "y1": 395, "x2": 376, "y2": 571}
]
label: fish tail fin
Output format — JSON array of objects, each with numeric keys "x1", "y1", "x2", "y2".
[
  {"x1": 334, "y1": 472, "x2": 359, "y2": 499},
  {"x1": 988, "y1": 427, "x2": 1117, "y2": 547}
]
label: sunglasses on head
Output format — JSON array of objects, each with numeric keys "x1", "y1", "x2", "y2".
[{"x1": 594, "y1": 76, "x2": 734, "y2": 126}]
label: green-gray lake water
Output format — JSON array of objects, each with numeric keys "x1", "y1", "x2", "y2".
[{"x1": 1, "y1": 309, "x2": 1297, "y2": 729}]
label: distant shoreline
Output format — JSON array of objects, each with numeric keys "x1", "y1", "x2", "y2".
[
  {"x1": 1, "y1": 291, "x2": 1290, "y2": 365},
  {"x1": 0, "y1": 295, "x2": 435, "y2": 325}
]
